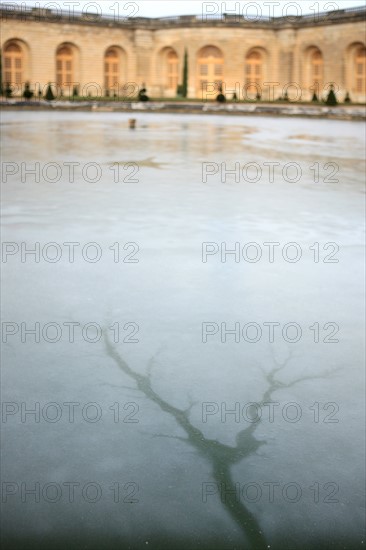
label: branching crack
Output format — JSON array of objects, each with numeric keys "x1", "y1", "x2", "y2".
[{"x1": 104, "y1": 334, "x2": 336, "y2": 549}]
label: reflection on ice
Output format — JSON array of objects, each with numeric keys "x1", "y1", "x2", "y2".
[{"x1": 105, "y1": 336, "x2": 343, "y2": 549}]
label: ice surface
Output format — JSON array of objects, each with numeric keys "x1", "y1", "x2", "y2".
[{"x1": 1, "y1": 111, "x2": 365, "y2": 549}]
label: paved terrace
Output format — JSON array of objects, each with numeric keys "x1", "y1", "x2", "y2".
[{"x1": 1, "y1": 98, "x2": 365, "y2": 120}]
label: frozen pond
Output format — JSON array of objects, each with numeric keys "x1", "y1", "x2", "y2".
[{"x1": 1, "y1": 111, "x2": 365, "y2": 549}]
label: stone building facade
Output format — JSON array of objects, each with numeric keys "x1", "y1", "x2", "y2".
[{"x1": 1, "y1": 4, "x2": 365, "y2": 102}]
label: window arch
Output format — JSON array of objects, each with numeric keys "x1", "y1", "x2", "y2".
[
  {"x1": 245, "y1": 50, "x2": 263, "y2": 96},
  {"x1": 3, "y1": 41, "x2": 24, "y2": 86},
  {"x1": 156, "y1": 47, "x2": 179, "y2": 97},
  {"x1": 56, "y1": 44, "x2": 74, "y2": 88},
  {"x1": 104, "y1": 46, "x2": 127, "y2": 95},
  {"x1": 197, "y1": 45, "x2": 224, "y2": 94},
  {"x1": 355, "y1": 46, "x2": 366, "y2": 94},
  {"x1": 104, "y1": 47, "x2": 119, "y2": 92},
  {"x1": 167, "y1": 50, "x2": 179, "y2": 91},
  {"x1": 310, "y1": 48, "x2": 324, "y2": 91},
  {"x1": 303, "y1": 46, "x2": 324, "y2": 98}
]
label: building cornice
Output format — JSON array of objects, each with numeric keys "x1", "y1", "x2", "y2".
[{"x1": 1, "y1": 4, "x2": 365, "y2": 31}]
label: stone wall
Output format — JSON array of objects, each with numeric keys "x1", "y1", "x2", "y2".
[{"x1": 1, "y1": 6, "x2": 365, "y2": 102}]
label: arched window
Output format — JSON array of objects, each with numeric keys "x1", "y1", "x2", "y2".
[
  {"x1": 355, "y1": 46, "x2": 366, "y2": 93},
  {"x1": 56, "y1": 45, "x2": 73, "y2": 88},
  {"x1": 3, "y1": 42, "x2": 23, "y2": 85},
  {"x1": 167, "y1": 50, "x2": 179, "y2": 90},
  {"x1": 246, "y1": 51, "x2": 262, "y2": 84},
  {"x1": 310, "y1": 49, "x2": 323, "y2": 90},
  {"x1": 104, "y1": 48, "x2": 120, "y2": 92},
  {"x1": 197, "y1": 46, "x2": 224, "y2": 93},
  {"x1": 245, "y1": 50, "x2": 263, "y2": 96}
]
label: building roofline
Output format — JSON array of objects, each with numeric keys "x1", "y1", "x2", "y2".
[{"x1": 1, "y1": 3, "x2": 365, "y2": 30}]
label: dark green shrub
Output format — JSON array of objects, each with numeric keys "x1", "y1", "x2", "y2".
[
  {"x1": 44, "y1": 83, "x2": 55, "y2": 101},
  {"x1": 5, "y1": 83, "x2": 12, "y2": 98},
  {"x1": 138, "y1": 86, "x2": 149, "y2": 101},
  {"x1": 325, "y1": 85, "x2": 338, "y2": 106}
]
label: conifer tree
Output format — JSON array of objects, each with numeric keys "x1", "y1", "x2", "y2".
[
  {"x1": 45, "y1": 83, "x2": 55, "y2": 101},
  {"x1": 182, "y1": 49, "x2": 188, "y2": 98},
  {"x1": 325, "y1": 84, "x2": 338, "y2": 106}
]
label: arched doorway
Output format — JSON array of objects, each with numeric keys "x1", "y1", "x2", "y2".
[
  {"x1": 104, "y1": 47, "x2": 120, "y2": 94},
  {"x1": 3, "y1": 41, "x2": 24, "y2": 86},
  {"x1": 308, "y1": 47, "x2": 324, "y2": 97},
  {"x1": 354, "y1": 45, "x2": 366, "y2": 94},
  {"x1": 245, "y1": 50, "x2": 264, "y2": 97},
  {"x1": 197, "y1": 45, "x2": 224, "y2": 97},
  {"x1": 56, "y1": 43, "x2": 74, "y2": 90},
  {"x1": 156, "y1": 47, "x2": 179, "y2": 97},
  {"x1": 166, "y1": 49, "x2": 179, "y2": 92}
]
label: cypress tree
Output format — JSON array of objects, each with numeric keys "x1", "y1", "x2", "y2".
[
  {"x1": 45, "y1": 83, "x2": 55, "y2": 101},
  {"x1": 182, "y1": 49, "x2": 188, "y2": 98},
  {"x1": 325, "y1": 84, "x2": 337, "y2": 106}
]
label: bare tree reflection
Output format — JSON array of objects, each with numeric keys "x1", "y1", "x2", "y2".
[{"x1": 104, "y1": 334, "x2": 336, "y2": 549}]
